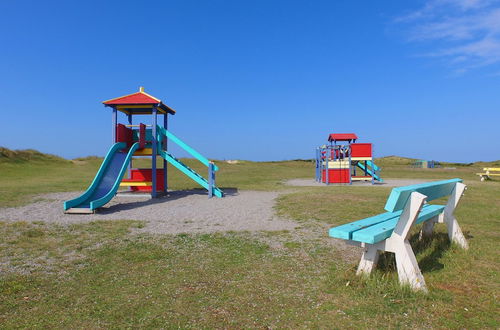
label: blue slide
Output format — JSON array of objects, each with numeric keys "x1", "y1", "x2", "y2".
[{"x1": 64, "y1": 142, "x2": 139, "y2": 213}]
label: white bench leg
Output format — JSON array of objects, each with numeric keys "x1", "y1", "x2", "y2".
[
  {"x1": 444, "y1": 183, "x2": 469, "y2": 249},
  {"x1": 444, "y1": 214, "x2": 469, "y2": 249},
  {"x1": 394, "y1": 240, "x2": 428, "y2": 292},
  {"x1": 419, "y1": 215, "x2": 437, "y2": 240},
  {"x1": 356, "y1": 244, "x2": 379, "y2": 275},
  {"x1": 390, "y1": 192, "x2": 428, "y2": 291}
]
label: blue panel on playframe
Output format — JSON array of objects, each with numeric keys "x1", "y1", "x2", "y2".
[{"x1": 384, "y1": 178, "x2": 461, "y2": 212}]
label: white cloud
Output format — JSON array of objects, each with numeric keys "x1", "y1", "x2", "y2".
[{"x1": 397, "y1": 0, "x2": 500, "y2": 73}]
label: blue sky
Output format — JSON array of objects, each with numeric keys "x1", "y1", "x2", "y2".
[{"x1": 0, "y1": 0, "x2": 499, "y2": 163}]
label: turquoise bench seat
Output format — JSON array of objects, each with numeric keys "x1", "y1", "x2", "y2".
[
  {"x1": 329, "y1": 204, "x2": 445, "y2": 244},
  {"x1": 327, "y1": 178, "x2": 469, "y2": 292}
]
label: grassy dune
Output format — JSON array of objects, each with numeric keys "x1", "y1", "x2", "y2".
[
  {"x1": 0, "y1": 150, "x2": 496, "y2": 208},
  {"x1": 0, "y1": 150, "x2": 499, "y2": 328}
]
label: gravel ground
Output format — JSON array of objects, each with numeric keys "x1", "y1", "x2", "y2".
[
  {"x1": 285, "y1": 178, "x2": 432, "y2": 187},
  {"x1": 0, "y1": 190, "x2": 299, "y2": 234}
]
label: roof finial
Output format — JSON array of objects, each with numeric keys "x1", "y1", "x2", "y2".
[{"x1": 139, "y1": 86, "x2": 144, "y2": 92}]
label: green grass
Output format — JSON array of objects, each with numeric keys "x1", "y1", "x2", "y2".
[
  {"x1": 0, "y1": 155, "x2": 499, "y2": 328},
  {"x1": 0, "y1": 156, "x2": 314, "y2": 207},
  {"x1": 0, "y1": 153, "x2": 491, "y2": 208}
]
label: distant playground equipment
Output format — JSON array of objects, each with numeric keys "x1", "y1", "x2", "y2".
[
  {"x1": 315, "y1": 133, "x2": 382, "y2": 184},
  {"x1": 411, "y1": 159, "x2": 441, "y2": 169},
  {"x1": 476, "y1": 168, "x2": 500, "y2": 181},
  {"x1": 64, "y1": 87, "x2": 223, "y2": 214}
]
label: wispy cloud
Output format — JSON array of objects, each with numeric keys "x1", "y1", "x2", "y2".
[{"x1": 397, "y1": 0, "x2": 500, "y2": 73}]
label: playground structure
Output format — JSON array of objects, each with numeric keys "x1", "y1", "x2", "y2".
[
  {"x1": 315, "y1": 133, "x2": 382, "y2": 184},
  {"x1": 64, "y1": 87, "x2": 223, "y2": 214},
  {"x1": 411, "y1": 159, "x2": 440, "y2": 169}
]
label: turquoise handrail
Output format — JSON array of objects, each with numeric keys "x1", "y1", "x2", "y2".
[
  {"x1": 367, "y1": 160, "x2": 381, "y2": 172},
  {"x1": 159, "y1": 150, "x2": 224, "y2": 198},
  {"x1": 356, "y1": 161, "x2": 383, "y2": 182},
  {"x1": 156, "y1": 125, "x2": 219, "y2": 171}
]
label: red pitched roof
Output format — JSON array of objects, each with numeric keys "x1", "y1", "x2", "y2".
[
  {"x1": 103, "y1": 92, "x2": 160, "y2": 105},
  {"x1": 102, "y1": 87, "x2": 175, "y2": 115},
  {"x1": 328, "y1": 133, "x2": 358, "y2": 142}
]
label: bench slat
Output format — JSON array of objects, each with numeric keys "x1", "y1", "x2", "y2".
[
  {"x1": 328, "y1": 204, "x2": 443, "y2": 242},
  {"x1": 351, "y1": 204, "x2": 445, "y2": 244},
  {"x1": 384, "y1": 179, "x2": 462, "y2": 212},
  {"x1": 328, "y1": 211, "x2": 402, "y2": 240}
]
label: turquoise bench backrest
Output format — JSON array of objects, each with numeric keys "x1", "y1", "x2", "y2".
[{"x1": 384, "y1": 178, "x2": 462, "y2": 212}]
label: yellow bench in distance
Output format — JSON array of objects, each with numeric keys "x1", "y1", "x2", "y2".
[{"x1": 476, "y1": 167, "x2": 500, "y2": 181}]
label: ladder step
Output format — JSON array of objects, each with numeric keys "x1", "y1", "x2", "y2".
[
  {"x1": 134, "y1": 148, "x2": 153, "y2": 156},
  {"x1": 351, "y1": 176, "x2": 373, "y2": 181},
  {"x1": 120, "y1": 181, "x2": 152, "y2": 187}
]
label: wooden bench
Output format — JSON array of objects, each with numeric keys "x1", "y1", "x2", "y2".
[
  {"x1": 476, "y1": 168, "x2": 500, "y2": 181},
  {"x1": 329, "y1": 178, "x2": 469, "y2": 292}
]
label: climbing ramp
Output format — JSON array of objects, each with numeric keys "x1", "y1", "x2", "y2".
[
  {"x1": 157, "y1": 126, "x2": 224, "y2": 198},
  {"x1": 356, "y1": 160, "x2": 383, "y2": 182}
]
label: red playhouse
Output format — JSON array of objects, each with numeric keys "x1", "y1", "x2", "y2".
[
  {"x1": 315, "y1": 133, "x2": 382, "y2": 184},
  {"x1": 115, "y1": 122, "x2": 166, "y2": 193}
]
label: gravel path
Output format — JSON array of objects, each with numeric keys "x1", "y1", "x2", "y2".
[
  {"x1": 0, "y1": 190, "x2": 298, "y2": 234},
  {"x1": 285, "y1": 178, "x2": 432, "y2": 187}
]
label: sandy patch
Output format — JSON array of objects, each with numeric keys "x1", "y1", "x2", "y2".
[{"x1": 0, "y1": 190, "x2": 298, "y2": 235}]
